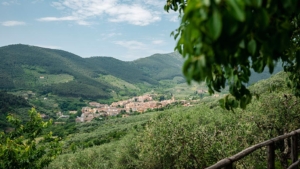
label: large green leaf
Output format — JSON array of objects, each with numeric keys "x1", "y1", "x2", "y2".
[
  {"x1": 227, "y1": 0, "x2": 245, "y2": 22},
  {"x1": 247, "y1": 39, "x2": 257, "y2": 55},
  {"x1": 208, "y1": 8, "x2": 222, "y2": 40}
]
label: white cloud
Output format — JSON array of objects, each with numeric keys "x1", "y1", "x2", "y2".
[
  {"x1": 2, "y1": 0, "x2": 44, "y2": 5},
  {"x1": 37, "y1": 16, "x2": 93, "y2": 25},
  {"x1": 2, "y1": 21, "x2": 26, "y2": 26},
  {"x1": 31, "y1": 0, "x2": 44, "y2": 4},
  {"x1": 170, "y1": 15, "x2": 179, "y2": 22},
  {"x1": 107, "y1": 5, "x2": 160, "y2": 26},
  {"x1": 77, "y1": 20, "x2": 92, "y2": 26},
  {"x1": 2, "y1": 0, "x2": 20, "y2": 5},
  {"x1": 100, "y1": 32, "x2": 122, "y2": 40},
  {"x1": 163, "y1": 10, "x2": 180, "y2": 23},
  {"x1": 112, "y1": 38, "x2": 172, "y2": 61},
  {"x1": 2, "y1": 2, "x2": 10, "y2": 5},
  {"x1": 38, "y1": 0, "x2": 162, "y2": 26},
  {"x1": 119, "y1": 47, "x2": 170, "y2": 61},
  {"x1": 51, "y1": 2, "x2": 65, "y2": 10},
  {"x1": 114, "y1": 40, "x2": 146, "y2": 50},
  {"x1": 143, "y1": 0, "x2": 165, "y2": 8},
  {"x1": 107, "y1": 33, "x2": 122, "y2": 37},
  {"x1": 152, "y1": 40, "x2": 164, "y2": 45},
  {"x1": 37, "y1": 16, "x2": 78, "y2": 21}
]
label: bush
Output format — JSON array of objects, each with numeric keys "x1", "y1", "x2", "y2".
[
  {"x1": 0, "y1": 108, "x2": 61, "y2": 169},
  {"x1": 126, "y1": 106, "x2": 267, "y2": 168}
]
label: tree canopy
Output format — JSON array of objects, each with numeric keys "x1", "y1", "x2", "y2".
[
  {"x1": 0, "y1": 108, "x2": 61, "y2": 169},
  {"x1": 165, "y1": 0, "x2": 300, "y2": 109}
]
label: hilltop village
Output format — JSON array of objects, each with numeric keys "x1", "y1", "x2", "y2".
[{"x1": 76, "y1": 94, "x2": 179, "y2": 122}]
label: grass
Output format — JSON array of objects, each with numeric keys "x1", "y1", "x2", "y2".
[
  {"x1": 37, "y1": 74, "x2": 74, "y2": 85},
  {"x1": 23, "y1": 67, "x2": 74, "y2": 86}
]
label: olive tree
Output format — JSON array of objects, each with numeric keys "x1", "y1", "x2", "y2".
[
  {"x1": 0, "y1": 108, "x2": 61, "y2": 169},
  {"x1": 165, "y1": 0, "x2": 300, "y2": 109}
]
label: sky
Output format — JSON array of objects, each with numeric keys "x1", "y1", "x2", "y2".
[{"x1": 0, "y1": 0, "x2": 180, "y2": 61}]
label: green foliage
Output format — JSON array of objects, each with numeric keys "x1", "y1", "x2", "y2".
[
  {"x1": 130, "y1": 106, "x2": 265, "y2": 168},
  {"x1": 125, "y1": 75, "x2": 300, "y2": 168},
  {"x1": 0, "y1": 108, "x2": 61, "y2": 169},
  {"x1": 165, "y1": 0, "x2": 300, "y2": 109},
  {"x1": 247, "y1": 72, "x2": 300, "y2": 167},
  {"x1": 48, "y1": 72, "x2": 300, "y2": 169},
  {"x1": 47, "y1": 114, "x2": 152, "y2": 169},
  {"x1": 46, "y1": 122, "x2": 78, "y2": 139},
  {"x1": 61, "y1": 113, "x2": 152, "y2": 152},
  {"x1": 59, "y1": 101, "x2": 85, "y2": 112},
  {"x1": 0, "y1": 74, "x2": 14, "y2": 89},
  {"x1": 48, "y1": 139, "x2": 125, "y2": 169},
  {"x1": 248, "y1": 62, "x2": 283, "y2": 85},
  {"x1": 0, "y1": 91, "x2": 30, "y2": 130},
  {"x1": 48, "y1": 105, "x2": 268, "y2": 169}
]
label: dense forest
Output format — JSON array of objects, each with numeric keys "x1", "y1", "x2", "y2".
[{"x1": 0, "y1": 91, "x2": 30, "y2": 129}]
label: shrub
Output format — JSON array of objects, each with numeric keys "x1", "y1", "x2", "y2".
[{"x1": 0, "y1": 108, "x2": 61, "y2": 169}]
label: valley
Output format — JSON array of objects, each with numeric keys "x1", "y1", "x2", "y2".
[
  {"x1": 0, "y1": 44, "x2": 284, "y2": 132},
  {"x1": 0, "y1": 44, "x2": 289, "y2": 169},
  {"x1": 1, "y1": 1, "x2": 299, "y2": 168}
]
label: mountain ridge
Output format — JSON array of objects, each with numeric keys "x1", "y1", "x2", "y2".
[
  {"x1": 0, "y1": 44, "x2": 283, "y2": 100},
  {"x1": 0, "y1": 44, "x2": 184, "y2": 99}
]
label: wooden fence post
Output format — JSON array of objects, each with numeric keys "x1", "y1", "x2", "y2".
[
  {"x1": 223, "y1": 163, "x2": 232, "y2": 169},
  {"x1": 268, "y1": 142, "x2": 275, "y2": 169},
  {"x1": 291, "y1": 134, "x2": 298, "y2": 166}
]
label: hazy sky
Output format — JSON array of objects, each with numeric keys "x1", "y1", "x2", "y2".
[{"x1": 0, "y1": 0, "x2": 179, "y2": 60}]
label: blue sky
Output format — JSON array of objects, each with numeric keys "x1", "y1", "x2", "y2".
[{"x1": 0, "y1": 0, "x2": 179, "y2": 60}]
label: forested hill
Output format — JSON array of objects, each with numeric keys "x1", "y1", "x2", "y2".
[
  {"x1": 85, "y1": 57, "x2": 158, "y2": 85},
  {"x1": 0, "y1": 44, "x2": 283, "y2": 99},
  {"x1": 0, "y1": 44, "x2": 114, "y2": 99},
  {"x1": 132, "y1": 52, "x2": 184, "y2": 80},
  {"x1": 0, "y1": 44, "x2": 185, "y2": 99}
]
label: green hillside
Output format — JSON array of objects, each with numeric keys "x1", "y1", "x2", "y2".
[
  {"x1": 132, "y1": 52, "x2": 283, "y2": 83},
  {"x1": 86, "y1": 56, "x2": 157, "y2": 85},
  {"x1": 0, "y1": 91, "x2": 30, "y2": 130},
  {"x1": 0, "y1": 44, "x2": 190, "y2": 100},
  {"x1": 132, "y1": 52, "x2": 184, "y2": 80},
  {"x1": 0, "y1": 44, "x2": 116, "y2": 99},
  {"x1": 0, "y1": 44, "x2": 283, "y2": 100}
]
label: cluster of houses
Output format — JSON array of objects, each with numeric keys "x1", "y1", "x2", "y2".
[{"x1": 76, "y1": 94, "x2": 176, "y2": 122}]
